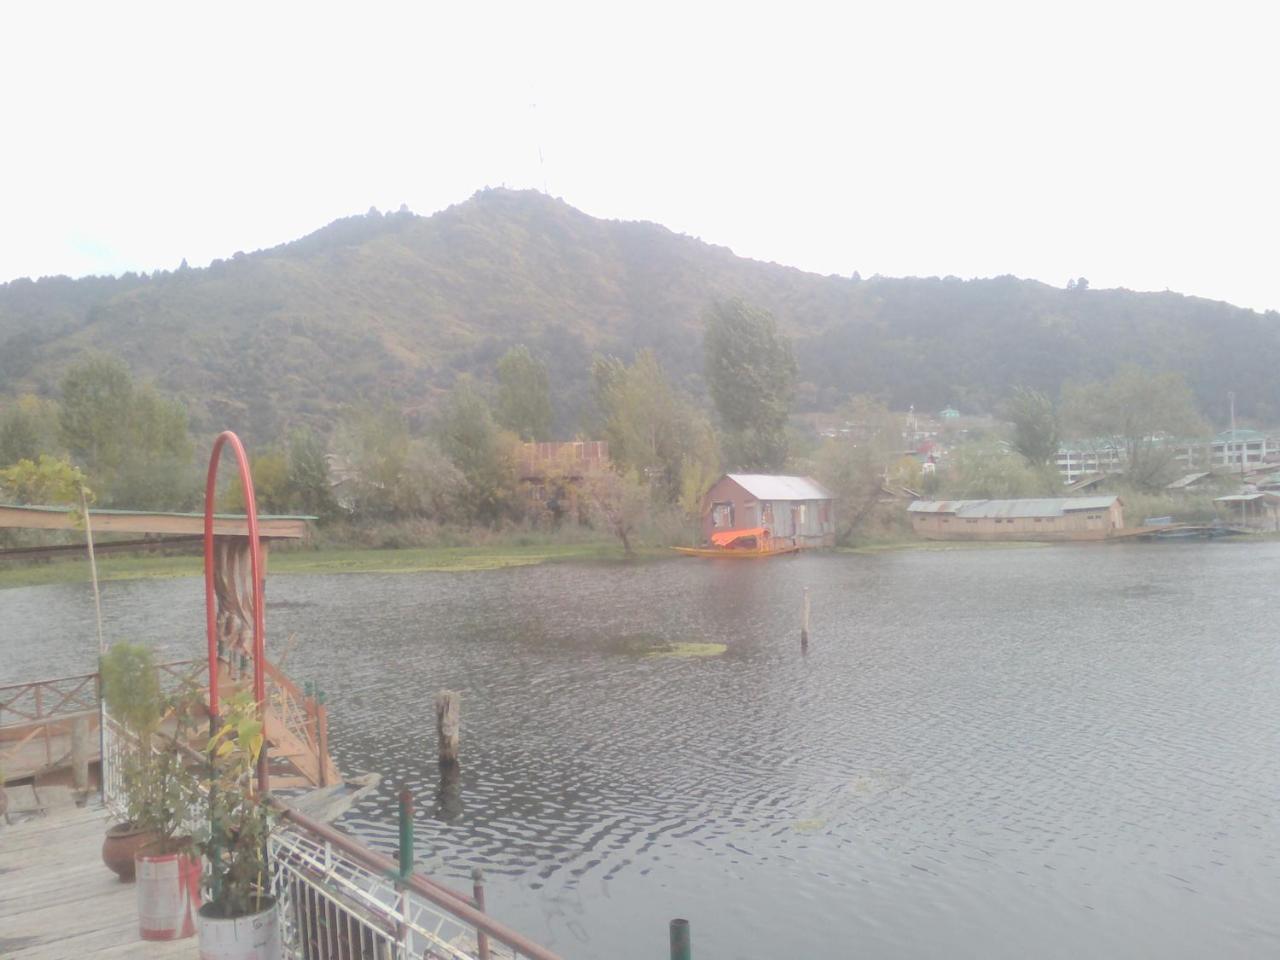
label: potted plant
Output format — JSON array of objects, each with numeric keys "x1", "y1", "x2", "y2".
[
  {"x1": 100, "y1": 642, "x2": 164, "y2": 881},
  {"x1": 132, "y1": 684, "x2": 204, "y2": 941},
  {"x1": 196, "y1": 689, "x2": 281, "y2": 959}
]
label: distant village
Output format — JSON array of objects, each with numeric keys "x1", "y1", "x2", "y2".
[{"x1": 513, "y1": 406, "x2": 1280, "y2": 553}]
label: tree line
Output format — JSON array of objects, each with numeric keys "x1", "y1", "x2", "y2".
[
  {"x1": 0, "y1": 294, "x2": 1229, "y2": 549},
  {"x1": 0, "y1": 300, "x2": 800, "y2": 550}
]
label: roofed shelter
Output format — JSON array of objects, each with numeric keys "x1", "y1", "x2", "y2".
[
  {"x1": 908, "y1": 496, "x2": 1124, "y2": 541},
  {"x1": 700, "y1": 474, "x2": 835, "y2": 548}
]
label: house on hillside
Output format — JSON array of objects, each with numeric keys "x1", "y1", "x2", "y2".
[
  {"x1": 701, "y1": 474, "x2": 835, "y2": 548},
  {"x1": 908, "y1": 496, "x2": 1124, "y2": 541}
]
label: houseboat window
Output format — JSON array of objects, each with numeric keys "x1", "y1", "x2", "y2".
[
  {"x1": 711, "y1": 501, "x2": 734, "y2": 528},
  {"x1": 966, "y1": 519, "x2": 978, "y2": 524},
  {"x1": 762, "y1": 503, "x2": 774, "y2": 526}
]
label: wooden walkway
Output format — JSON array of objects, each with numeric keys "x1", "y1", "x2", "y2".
[{"x1": 0, "y1": 804, "x2": 196, "y2": 958}]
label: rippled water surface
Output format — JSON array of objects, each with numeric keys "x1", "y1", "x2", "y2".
[{"x1": 4, "y1": 544, "x2": 1280, "y2": 958}]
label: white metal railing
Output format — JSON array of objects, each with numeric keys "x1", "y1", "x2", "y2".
[{"x1": 268, "y1": 825, "x2": 500, "y2": 960}]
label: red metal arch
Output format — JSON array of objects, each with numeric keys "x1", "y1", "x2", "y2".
[{"x1": 203, "y1": 430, "x2": 268, "y2": 791}]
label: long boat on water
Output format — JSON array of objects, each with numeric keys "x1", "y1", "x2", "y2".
[{"x1": 673, "y1": 526, "x2": 800, "y2": 559}]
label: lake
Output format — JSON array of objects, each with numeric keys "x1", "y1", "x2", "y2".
[{"x1": 3, "y1": 543, "x2": 1279, "y2": 958}]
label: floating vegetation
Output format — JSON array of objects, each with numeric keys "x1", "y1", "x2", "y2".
[{"x1": 645, "y1": 641, "x2": 727, "y2": 659}]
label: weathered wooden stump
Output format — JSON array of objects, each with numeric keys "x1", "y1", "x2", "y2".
[
  {"x1": 435, "y1": 690, "x2": 460, "y2": 767},
  {"x1": 71, "y1": 715, "x2": 90, "y2": 793}
]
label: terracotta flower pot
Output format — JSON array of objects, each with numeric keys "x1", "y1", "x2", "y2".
[{"x1": 102, "y1": 822, "x2": 154, "y2": 882}]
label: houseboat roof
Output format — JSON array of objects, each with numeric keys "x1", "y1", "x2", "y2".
[
  {"x1": 908, "y1": 496, "x2": 1119, "y2": 519},
  {"x1": 724, "y1": 474, "x2": 834, "y2": 501}
]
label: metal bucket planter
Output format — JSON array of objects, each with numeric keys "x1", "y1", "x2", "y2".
[
  {"x1": 135, "y1": 844, "x2": 201, "y2": 940},
  {"x1": 197, "y1": 898, "x2": 281, "y2": 960},
  {"x1": 102, "y1": 823, "x2": 153, "y2": 882}
]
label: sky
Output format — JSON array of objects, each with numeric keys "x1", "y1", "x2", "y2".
[{"x1": 2, "y1": 1, "x2": 1277, "y2": 311}]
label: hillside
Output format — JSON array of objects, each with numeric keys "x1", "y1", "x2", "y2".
[{"x1": 2, "y1": 188, "x2": 1278, "y2": 442}]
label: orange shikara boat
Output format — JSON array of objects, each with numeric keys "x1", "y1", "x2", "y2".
[{"x1": 672, "y1": 527, "x2": 800, "y2": 559}]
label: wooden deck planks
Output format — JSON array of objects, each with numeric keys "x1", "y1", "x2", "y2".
[{"x1": 0, "y1": 804, "x2": 196, "y2": 959}]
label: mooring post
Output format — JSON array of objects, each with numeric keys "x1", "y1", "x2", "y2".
[
  {"x1": 397, "y1": 785, "x2": 414, "y2": 880},
  {"x1": 436, "y1": 690, "x2": 460, "y2": 767},
  {"x1": 396, "y1": 786, "x2": 413, "y2": 949},
  {"x1": 71, "y1": 714, "x2": 90, "y2": 793},
  {"x1": 472, "y1": 866, "x2": 491, "y2": 960},
  {"x1": 801, "y1": 586, "x2": 810, "y2": 651},
  {"x1": 670, "y1": 918, "x2": 691, "y2": 960}
]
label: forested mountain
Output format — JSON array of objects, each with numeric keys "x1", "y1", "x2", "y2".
[{"x1": 2, "y1": 188, "x2": 1277, "y2": 443}]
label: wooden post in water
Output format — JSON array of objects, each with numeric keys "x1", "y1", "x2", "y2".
[
  {"x1": 435, "y1": 690, "x2": 460, "y2": 767},
  {"x1": 71, "y1": 715, "x2": 90, "y2": 793},
  {"x1": 801, "y1": 587, "x2": 810, "y2": 652}
]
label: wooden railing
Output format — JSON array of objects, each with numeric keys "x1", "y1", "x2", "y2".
[{"x1": 0, "y1": 671, "x2": 99, "y2": 727}]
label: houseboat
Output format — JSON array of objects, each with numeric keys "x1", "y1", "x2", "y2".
[{"x1": 908, "y1": 496, "x2": 1125, "y2": 541}]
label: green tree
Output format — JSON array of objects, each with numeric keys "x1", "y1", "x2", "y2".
[
  {"x1": 941, "y1": 441, "x2": 1059, "y2": 499},
  {"x1": 58, "y1": 354, "x2": 194, "y2": 507},
  {"x1": 286, "y1": 428, "x2": 339, "y2": 521},
  {"x1": 703, "y1": 299, "x2": 797, "y2": 471},
  {"x1": 814, "y1": 397, "x2": 903, "y2": 542},
  {"x1": 584, "y1": 468, "x2": 650, "y2": 555},
  {"x1": 592, "y1": 350, "x2": 718, "y2": 504},
  {"x1": 1062, "y1": 367, "x2": 1206, "y2": 488},
  {"x1": 495, "y1": 345, "x2": 552, "y2": 441},
  {"x1": 437, "y1": 379, "x2": 519, "y2": 525},
  {"x1": 331, "y1": 405, "x2": 411, "y2": 519},
  {"x1": 1004, "y1": 386, "x2": 1061, "y2": 467},
  {"x1": 0, "y1": 455, "x2": 91, "y2": 506},
  {"x1": 0, "y1": 402, "x2": 43, "y2": 467},
  {"x1": 222, "y1": 449, "x2": 292, "y2": 513},
  {"x1": 59, "y1": 354, "x2": 135, "y2": 478}
]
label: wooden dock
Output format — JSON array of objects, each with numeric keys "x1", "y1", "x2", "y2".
[{"x1": 0, "y1": 804, "x2": 195, "y2": 958}]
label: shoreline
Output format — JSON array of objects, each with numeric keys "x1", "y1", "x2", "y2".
[
  {"x1": 0, "y1": 542, "x2": 661, "y2": 590},
  {"x1": 5, "y1": 531, "x2": 1266, "y2": 591}
]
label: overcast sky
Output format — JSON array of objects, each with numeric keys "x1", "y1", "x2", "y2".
[{"x1": 2, "y1": 2, "x2": 1276, "y2": 311}]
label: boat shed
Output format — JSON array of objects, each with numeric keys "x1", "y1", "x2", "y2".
[
  {"x1": 908, "y1": 496, "x2": 1124, "y2": 541},
  {"x1": 700, "y1": 474, "x2": 835, "y2": 548}
]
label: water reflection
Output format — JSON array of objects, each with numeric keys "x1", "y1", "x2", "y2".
[{"x1": 3, "y1": 543, "x2": 1280, "y2": 958}]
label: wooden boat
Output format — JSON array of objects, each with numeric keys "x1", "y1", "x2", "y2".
[{"x1": 672, "y1": 527, "x2": 800, "y2": 559}]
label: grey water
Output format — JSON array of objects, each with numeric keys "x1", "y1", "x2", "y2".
[{"x1": 3, "y1": 543, "x2": 1279, "y2": 958}]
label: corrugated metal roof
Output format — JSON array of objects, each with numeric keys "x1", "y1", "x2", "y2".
[
  {"x1": 1166, "y1": 472, "x2": 1212, "y2": 490},
  {"x1": 725, "y1": 474, "x2": 833, "y2": 501},
  {"x1": 1215, "y1": 493, "x2": 1264, "y2": 502},
  {"x1": 1213, "y1": 429, "x2": 1269, "y2": 443},
  {"x1": 908, "y1": 496, "x2": 1118, "y2": 518}
]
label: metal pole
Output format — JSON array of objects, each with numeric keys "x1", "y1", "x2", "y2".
[
  {"x1": 669, "y1": 919, "x2": 691, "y2": 960},
  {"x1": 473, "y1": 867, "x2": 491, "y2": 960},
  {"x1": 398, "y1": 786, "x2": 414, "y2": 881},
  {"x1": 82, "y1": 488, "x2": 108, "y2": 805}
]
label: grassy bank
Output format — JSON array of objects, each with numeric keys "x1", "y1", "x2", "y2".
[{"x1": 0, "y1": 541, "x2": 665, "y2": 590}]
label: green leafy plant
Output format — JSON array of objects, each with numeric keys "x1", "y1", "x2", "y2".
[
  {"x1": 199, "y1": 689, "x2": 274, "y2": 918},
  {"x1": 125, "y1": 684, "x2": 204, "y2": 853},
  {"x1": 102, "y1": 643, "x2": 202, "y2": 850}
]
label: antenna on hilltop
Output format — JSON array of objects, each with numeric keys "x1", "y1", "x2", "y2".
[{"x1": 530, "y1": 102, "x2": 547, "y2": 194}]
